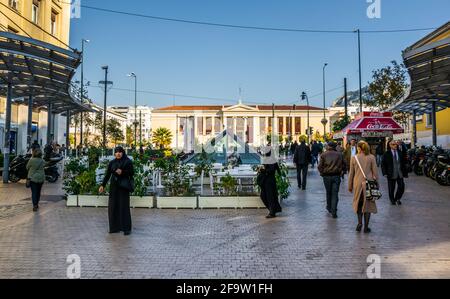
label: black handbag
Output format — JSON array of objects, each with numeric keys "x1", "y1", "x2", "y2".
[
  {"x1": 256, "y1": 171, "x2": 265, "y2": 188},
  {"x1": 119, "y1": 176, "x2": 135, "y2": 192},
  {"x1": 26, "y1": 179, "x2": 31, "y2": 188},
  {"x1": 355, "y1": 156, "x2": 382, "y2": 201}
]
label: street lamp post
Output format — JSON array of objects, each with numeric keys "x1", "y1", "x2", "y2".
[
  {"x1": 99, "y1": 66, "x2": 113, "y2": 149},
  {"x1": 322, "y1": 63, "x2": 329, "y2": 140},
  {"x1": 301, "y1": 92, "x2": 310, "y2": 144},
  {"x1": 80, "y1": 39, "x2": 89, "y2": 148},
  {"x1": 357, "y1": 29, "x2": 363, "y2": 113},
  {"x1": 127, "y1": 72, "x2": 137, "y2": 149}
]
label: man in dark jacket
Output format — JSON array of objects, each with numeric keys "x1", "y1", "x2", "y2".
[
  {"x1": 375, "y1": 141, "x2": 384, "y2": 167},
  {"x1": 318, "y1": 142, "x2": 346, "y2": 218},
  {"x1": 293, "y1": 141, "x2": 312, "y2": 190},
  {"x1": 311, "y1": 141, "x2": 321, "y2": 168},
  {"x1": 382, "y1": 140, "x2": 408, "y2": 206}
]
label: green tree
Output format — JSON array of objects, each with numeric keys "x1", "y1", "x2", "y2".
[
  {"x1": 367, "y1": 60, "x2": 410, "y2": 125},
  {"x1": 107, "y1": 119, "x2": 124, "y2": 146},
  {"x1": 126, "y1": 125, "x2": 134, "y2": 147},
  {"x1": 152, "y1": 127, "x2": 173, "y2": 149},
  {"x1": 332, "y1": 115, "x2": 351, "y2": 132}
]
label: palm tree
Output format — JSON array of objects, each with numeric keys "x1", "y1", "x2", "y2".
[{"x1": 152, "y1": 127, "x2": 173, "y2": 149}]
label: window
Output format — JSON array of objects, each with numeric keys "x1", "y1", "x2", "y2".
[
  {"x1": 214, "y1": 117, "x2": 221, "y2": 133},
  {"x1": 278, "y1": 117, "x2": 283, "y2": 134},
  {"x1": 32, "y1": 0, "x2": 40, "y2": 24},
  {"x1": 205, "y1": 117, "x2": 212, "y2": 135},
  {"x1": 426, "y1": 113, "x2": 433, "y2": 127},
  {"x1": 9, "y1": 0, "x2": 19, "y2": 10},
  {"x1": 51, "y1": 10, "x2": 58, "y2": 35},
  {"x1": 286, "y1": 117, "x2": 292, "y2": 135},
  {"x1": 295, "y1": 117, "x2": 301, "y2": 135}
]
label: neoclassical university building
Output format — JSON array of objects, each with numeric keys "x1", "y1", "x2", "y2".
[{"x1": 152, "y1": 102, "x2": 331, "y2": 152}]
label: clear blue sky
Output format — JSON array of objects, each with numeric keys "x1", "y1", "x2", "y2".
[{"x1": 69, "y1": 0, "x2": 450, "y2": 109}]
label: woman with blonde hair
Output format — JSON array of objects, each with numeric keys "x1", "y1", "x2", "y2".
[{"x1": 348, "y1": 140, "x2": 378, "y2": 233}]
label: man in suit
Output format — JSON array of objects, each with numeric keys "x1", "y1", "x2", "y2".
[
  {"x1": 293, "y1": 140, "x2": 312, "y2": 190},
  {"x1": 382, "y1": 140, "x2": 408, "y2": 206}
]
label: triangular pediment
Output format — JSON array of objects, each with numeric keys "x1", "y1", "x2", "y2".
[{"x1": 222, "y1": 103, "x2": 259, "y2": 112}]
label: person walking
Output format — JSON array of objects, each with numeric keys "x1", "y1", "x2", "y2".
[
  {"x1": 99, "y1": 146, "x2": 134, "y2": 235},
  {"x1": 26, "y1": 148, "x2": 45, "y2": 212},
  {"x1": 348, "y1": 141, "x2": 378, "y2": 233},
  {"x1": 259, "y1": 150, "x2": 282, "y2": 219},
  {"x1": 382, "y1": 140, "x2": 408, "y2": 206},
  {"x1": 318, "y1": 142, "x2": 346, "y2": 218},
  {"x1": 311, "y1": 141, "x2": 320, "y2": 168},
  {"x1": 375, "y1": 141, "x2": 384, "y2": 167},
  {"x1": 293, "y1": 140, "x2": 312, "y2": 190},
  {"x1": 344, "y1": 138, "x2": 358, "y2": 169}
]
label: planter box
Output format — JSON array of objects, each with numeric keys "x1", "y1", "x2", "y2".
[
  {"x1": 156, "y1": 196, "x2": 197, "y2": 209},
  {"x1": 66, "y1": 195, "x2": 78, "y2": 207},
  {"x1": 78, "y1": 195, "x2": 108, "y2": 207},
  {"x1": 130, "y1": 196, "x2": 154, "y2": 208},
  {"x1": 198, "y1": 196, "x2": 265, "y2": 209}
]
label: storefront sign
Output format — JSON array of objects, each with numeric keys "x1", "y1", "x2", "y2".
[{"x1": 362, "y1": 131, "x2": 393, "y2": 138}]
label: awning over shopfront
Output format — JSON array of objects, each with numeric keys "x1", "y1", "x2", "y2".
[
  {"x1": 392, "y1": 22, "x2": 450, "y2": 147},
  {"x1": 334, "y1": 112, "x2": 404, "y2": 139},
  {"x1": 0, "y1": 31, "x2": 91, "y2": 183},
  {"x1": 394, "y1": 31, "x2": 450, "y2": 114},
  {"x1": 0, "y1": 31, "x2": 91, "y2": 114}
]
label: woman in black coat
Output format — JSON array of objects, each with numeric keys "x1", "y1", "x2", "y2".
[
  {"x1": 99, "y1": 147, "x2": 134, "y2": 235},
  {"x1": 259, "y1": 160, "x2": 282, "y2": 219}
]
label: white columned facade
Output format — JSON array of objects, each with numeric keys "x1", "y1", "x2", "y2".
[{"x1": 243, "y1": 117, "x2": 248, "y2": 143}]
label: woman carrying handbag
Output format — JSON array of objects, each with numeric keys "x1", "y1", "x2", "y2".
[
  {"x1": 99, "y1": 146, "x2": 134, "y2": 236},
  {"x1": 348, "y1": 141, "x2": 379, "y2": 233}
]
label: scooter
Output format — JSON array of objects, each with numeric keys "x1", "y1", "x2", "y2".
[
  {"x1": 8, "y1": 153, "x2": 63, "y2": 183},
  {"x1": 435, "y1": 152, "x2": 450, "y2": 186}
]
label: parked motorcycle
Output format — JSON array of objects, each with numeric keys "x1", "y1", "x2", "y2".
[
  {"x1": 435, "y1": 152, "x2": 450, "y2": 186},
  {"x1": 8, "y1": 153, "x2": 63, "y2": 183}
]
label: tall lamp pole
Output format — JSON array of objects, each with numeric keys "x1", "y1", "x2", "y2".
[
  {"x1": 355, "y1": 29, "x2": 363, "y2": 113},
  {"x1": 127, "y1": 72, "x2": 137, "y2": 149},
  {"x1": 322, "y1": 63, "x2": 329, "y2": 140},
  {"x1": 80, "y1": 39, "x2": 89, "y2": 148},
  {"x1": 301, "y1": 92, "x2": 310, "y2": 144},
  {"x1": 100, "y1": 66, "x2": 113, "y2": 149}
]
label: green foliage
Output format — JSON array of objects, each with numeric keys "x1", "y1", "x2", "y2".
[
  {"x1": 194, "y1": 150, "x2": 215, "y2": 177},
  {"x1": 131, "y1": 158, "x2": 151, "y2": 197},
  {"x1": 219, "y1": 173, "x2": 238, "y2": 196},
  {"x1": 87, "y1": 147, "x2": 102, "y2": 170},
  {"x1": 106, "y1": 119, "x2": 125, "y2": 146},
  {"x1": 276, "y1": 162, "x2": 291, "y2": 201},
  {"x1": 152, "y1": 127, "x2": 173, "y2": 150},
  {"x1": 161, "y1": 157, "x2": 193, "y2": 196},
  {"x1": 63, "y1": 157, "x2": 88, "y2": 195},
  {"x1": 332, "y1": 115, "x2": 351, "y2": 132},
  {"x1": 367, "y1": 60, "x2": 410, "y2": 124},
  {"x1": 76, "y1": 169, "x2": 98, "y2": 195}
]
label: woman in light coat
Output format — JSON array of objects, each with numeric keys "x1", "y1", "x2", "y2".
[{"x1": 348, "y1": 141, "x2": 378, "y2": 233}]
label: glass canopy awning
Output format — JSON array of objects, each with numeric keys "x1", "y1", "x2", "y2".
[
  {"x1": 0, "y1": 31, "x2": 92, "y2": 114},
  {"x1": 394, "y1": 35, "x2": 450, "y2": 114}
]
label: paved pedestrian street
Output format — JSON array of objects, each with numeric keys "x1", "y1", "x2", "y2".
[{"x1": 0, "y1": 168, "x2": 449, "y2": 279}]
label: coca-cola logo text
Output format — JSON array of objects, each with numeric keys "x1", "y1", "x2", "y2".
[{"x1": 366, "y1": 120, "x2": 393, "y2": 129}]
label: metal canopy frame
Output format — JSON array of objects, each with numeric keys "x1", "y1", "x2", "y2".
[
  {"x1": 395, "y1": 36, "x2": 450, "y2": 114},
  {"x1": 0, "y1": 31, "x2": 91, "y2": 113}
]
